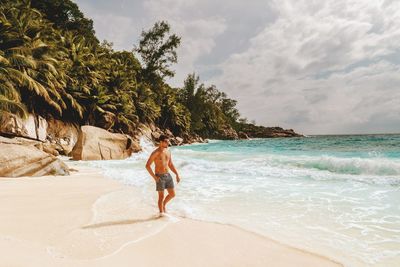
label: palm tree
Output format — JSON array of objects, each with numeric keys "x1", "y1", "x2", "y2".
[
  {"x1": 59, "y1": 32, "x2": 108, "y2": 122},
  {"x1": 0, "y1": 50, "x2": 28, "y2": 118},
  {"x1": 180, "y1": 73, "x2": 209, "y2": 133},
  {"x1": 159, "y1": 86, "x2": 190, "y2": 134},
  {"x1": 0, "y1": 1, "x2": 69, "y2": 116},
  {"x1": 104, "y1": 50, "x2": 140, "y2": 132},
  {"x1": 134, "y1": 83, "x2": 160, "y2": 123}
]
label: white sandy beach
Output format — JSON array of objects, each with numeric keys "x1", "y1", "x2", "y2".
[{"x1": 0, "y1": 165, "x2": 342, "y2": 267}]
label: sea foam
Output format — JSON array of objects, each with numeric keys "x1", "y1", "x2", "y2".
[{"x1": 76, "y1": 135, "x2": 400, "y2": 267}]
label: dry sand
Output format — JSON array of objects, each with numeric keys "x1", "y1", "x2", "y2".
[{"x1": 0, "y1": 166, "x2": 342, "y2": 267}]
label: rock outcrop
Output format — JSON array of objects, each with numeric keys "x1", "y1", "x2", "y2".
[
  {"x1": 181, "y1": 132, "x2": 206, "y2": 144},
  {"x1": 237, "y1": 124, "x2": 303, "y2": 138},
  {"x1": 46, "y1": 118, "x2": 80, "y2": 155},
  {"x1": 0, "y1": 137, "x2": 70, "y2": 177},
  {"x1": 134, "y1": 123, "x2": 207, "y2": 147},
  {"x1": 0, "y1": 113, "x2": 81, "y2": 156},
  {"x1": 71, "y1": 126, "x2": 141, "y2": 160},
  {"x1": 209, "y1": 125, "x2": 239, "y2": 140},
  {"x1": 170, "y1": 136, "x2": 184, "y2": 146},
  {"x1": 0, "y1": 112, "x2": 47, "y2": 141},
  {"x1": 135, "y1": 122, "x2": 301, "y2": 144},
  {"x1": 135, "y1": 123, "x2": 155, "y2": 143},
  {"x1": 94, "y1": 111, "x2": 116, "y2": 130},
  {"x1": 238, "y1": 131, "x2": 249, "y2": 139}
]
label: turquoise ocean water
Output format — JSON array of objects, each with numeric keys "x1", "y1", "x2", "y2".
[{"x1": 81, "y1": 134, "x2": 400, "y2": 267}]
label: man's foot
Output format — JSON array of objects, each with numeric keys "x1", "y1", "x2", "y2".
[{"x1": 159, "y1": 212, "x2": 165, "y2": 217}]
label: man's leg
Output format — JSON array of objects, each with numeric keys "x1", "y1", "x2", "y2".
[
  {"x1": 163, "y1": 188, "x2": 175, "y2": 213},
  {"x1": 157, "y1": 190, "x2": 164, "y2": 213}
]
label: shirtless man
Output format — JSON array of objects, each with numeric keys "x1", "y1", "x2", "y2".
[{"x1": 145, "y1": 135, "x2": 180, "y2": 215}]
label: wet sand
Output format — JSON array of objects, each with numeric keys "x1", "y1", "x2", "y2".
[{"x1": 0, "y1": 166, "x2": 342, "y2": 267}]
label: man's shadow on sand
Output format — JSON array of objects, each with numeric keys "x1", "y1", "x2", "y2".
[{"x1": 81, "y1": 215, "x2": 163, "y2": 229}]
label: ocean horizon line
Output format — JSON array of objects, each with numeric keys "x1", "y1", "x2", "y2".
[{"x1": 303, "y1": 132, "x2": 400, "y2": 136}]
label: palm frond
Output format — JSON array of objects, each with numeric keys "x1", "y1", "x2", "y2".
[{"x1": 0, "y1": 95, "x2": 28, "y2": 118}]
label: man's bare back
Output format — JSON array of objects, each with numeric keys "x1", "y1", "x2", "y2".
[{"x1": 145, "y1": 135, "x2": 180, "y2": 214}]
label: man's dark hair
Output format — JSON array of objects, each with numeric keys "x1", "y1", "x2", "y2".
[{"x1": 158, "y1": 134, "x2": 169, "y2": 142}]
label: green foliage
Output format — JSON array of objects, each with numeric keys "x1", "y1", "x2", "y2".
[
  {"x1": 0, "y1": 0, "x2": 249, "y2": 139},
  {"x1": 30, "y1": 0, "x2": 98, "y2": 43},
  {"x1": 179, "y1": 73, "x2": 241, "y2": 136},
  {"x1": 160, "y1": 85, "x2": 191, "y2": 134},
  {"x1": 135, "y1": 21, "x2": 181, "y2": 82},
  {"x1": 0, "y1": 0, "x2": 69, "y2": 116},
  {"x1": 133, "y1": 83, "x2": 161, "y2": 123}
]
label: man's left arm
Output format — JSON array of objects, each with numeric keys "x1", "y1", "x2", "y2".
[{"x1": 168, "y1": 153, "x2": 180, "y2": 183}]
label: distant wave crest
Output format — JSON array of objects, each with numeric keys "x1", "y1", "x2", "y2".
[{"x1": 285, "y1": 156, "x2": 400, "y2": 176}]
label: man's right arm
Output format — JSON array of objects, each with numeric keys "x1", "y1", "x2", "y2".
[{"x1": 145, "y1": 152, "x2": 159, "y2": 182}]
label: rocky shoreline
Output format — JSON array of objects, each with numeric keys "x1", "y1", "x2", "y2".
[
  {"x1": 0, "y1": 113, "x2": 302, "y2": 177},
  {"x1": 237, "y1": 123, "x2": 303, "y2": 138}
]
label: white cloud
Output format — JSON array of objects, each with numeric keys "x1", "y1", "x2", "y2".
[
  {"x1": 92, "y1": 14, "x2": 137, "y2": 50},
  {"x1": 75, "y1": 0, "x2": 400, "y2": 134},
  {"x1": 78, "y1": 0, "x2": 228, "y2": 85},
  {"x1": 142, "y1": 0, "x2": 227, "y2": 85},
  {"x1": 212, "y1": 0, "x2": 400, "y2": 134},
  {"x1": 75, "y1": 1, "x2": 142, "y2": 51}
]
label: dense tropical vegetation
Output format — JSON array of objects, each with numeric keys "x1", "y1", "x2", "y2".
[{"x1": 0, "y1": 0, "x2": 266, "y2": 139}]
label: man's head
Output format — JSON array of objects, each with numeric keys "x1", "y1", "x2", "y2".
[{"x1": 158, "y1": 134, "x2": 169, "y2": 148}]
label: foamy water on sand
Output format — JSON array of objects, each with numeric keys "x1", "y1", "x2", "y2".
[{"x1": 77, "y1": 134, "x2": 400, "y2": 267}]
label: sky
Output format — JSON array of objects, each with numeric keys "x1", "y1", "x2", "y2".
[{"x1": 74, "y1": 0, "x2": 400, "y2": 134}]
